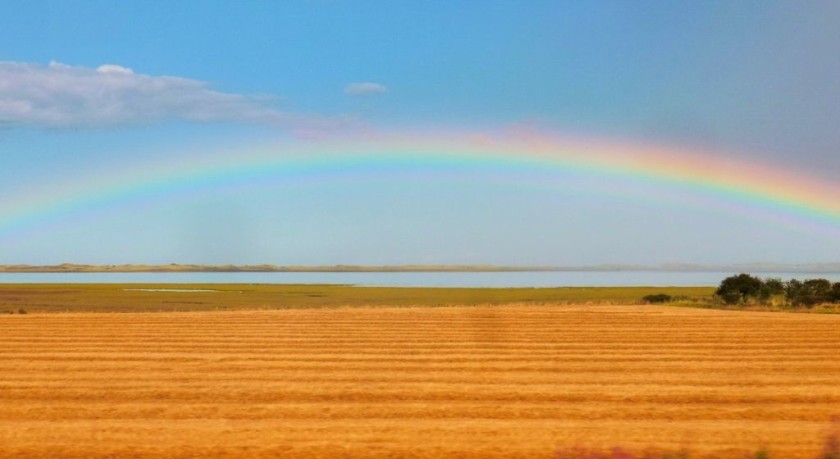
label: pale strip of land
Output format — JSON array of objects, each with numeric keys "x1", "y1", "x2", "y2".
[
  {"x1": 2, "y1": 262, "x2": 840, "y2": 273},
  {"x1": 1, "y1": 304, "x2": 839, "y2": 458},
  {"x1": 0, "y1": 263, "x2": 553, "y2": 273}
]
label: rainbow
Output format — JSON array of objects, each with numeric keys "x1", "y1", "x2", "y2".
[{"x1": 2, "y1": 130, "x2": 840, "y2": 241}]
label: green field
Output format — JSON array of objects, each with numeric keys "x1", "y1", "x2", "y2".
[{"x1": 0, "y1": 284, "x2": 715, "y2": 313}]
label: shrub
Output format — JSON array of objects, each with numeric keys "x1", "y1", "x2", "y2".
[
  {"x1": 17, "y1": 308, "x2": 27, "y2": 314},
  {"x1": 642, "y1": 294, "x2": 672, "y2": 304},
  {"x1": 718, "y1": 290, "x2": 743, "y2": 305}
]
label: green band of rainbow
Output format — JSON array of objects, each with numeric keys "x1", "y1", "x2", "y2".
[{"x1": 2, "y1": 132, "x2": 839, "y2": 241}]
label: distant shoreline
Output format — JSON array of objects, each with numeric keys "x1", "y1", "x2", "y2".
[{"x1": 1, "y1": 263, "x2": 839, "y2": 273}]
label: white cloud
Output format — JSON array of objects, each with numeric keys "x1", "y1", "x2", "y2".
[
  {"x1": 344, "y1": 82, "x2": 388, "y2": 96},
  {"x1": 0, "y1": 61, "x2": 340, "y2": 132},
  {"x1": 96, "y1": 64, "x2": 134, "y2": 75}
]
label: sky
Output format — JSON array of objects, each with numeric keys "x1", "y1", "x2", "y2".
[{"x1": 1, "y1": 0, "x2": 839, "y2": 266}]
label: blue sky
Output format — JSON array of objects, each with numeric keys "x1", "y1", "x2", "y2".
[{"x1": 1, "y1": 1, "x2": 839, "y2": 265}]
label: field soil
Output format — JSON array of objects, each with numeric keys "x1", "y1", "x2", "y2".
[{"x1": 1, "y1": 304, "x2": 839, "y2": 458}]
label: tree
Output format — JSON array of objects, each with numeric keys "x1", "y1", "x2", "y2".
[
  {"x1": 716, "y1": 273, "x2": 763, "y2": 304},
  {"x1": 831, "y1": 283, "x2": 840, "y2": 303},
  {"x1": 785, "y1": 279, "x2": 803, "y2": 299},
  {"x1": 759, "y1": 277, "x2": 785, "y2": 302},
  {"x1": 786, "y1": 278, "x2": 832, "y2": 307},
  {"x1": 804, "y1": 278, "x2": 832, "y2": 295}
]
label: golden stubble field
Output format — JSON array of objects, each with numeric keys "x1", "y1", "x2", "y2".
[{"x1": 1, "y1": 304, "x2": 839, "y2": 458}]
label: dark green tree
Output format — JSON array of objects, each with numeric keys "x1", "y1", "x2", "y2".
[
  {"x1": 759, "y1": 277, "x2": 785, "y2": 302},
  {"x1": 831, "y1": 283, "x2": 840, "y2": 303},
  {"x1": 787, "y1": 278, "x2": 832, "y2": 307},
  {"x1": 716, "y1": 273, "x2": 763, "y2": 304},
  {"x1": 804, "y1": 278, "x2": 832, "y2": 293},
  {"x1": 804, "y1": 278, "x2": 831, "y2": 306},
  {"x1": 785, "y1": 279, "x2": 803, "y2": 299}
]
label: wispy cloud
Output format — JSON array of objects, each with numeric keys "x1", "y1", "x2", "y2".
[
  {"x1": 0, "y1": 61, "x2": 343, "y2": 133},
  {"x1": 344, "y1": 82, "x2": 388, "y2": 96}
]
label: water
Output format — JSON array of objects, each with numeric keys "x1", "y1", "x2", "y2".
[{"x1": 0, "y1": 271, "x2": 838, "y2": 287}]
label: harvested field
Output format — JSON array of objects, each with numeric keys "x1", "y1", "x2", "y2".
[{"x1": 1, "y1": 304, "x2": 839, "y2": 458}]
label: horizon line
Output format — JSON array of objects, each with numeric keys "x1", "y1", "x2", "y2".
[{"x1": 2, "y1": 262, "x2": 840, "y2": 274}]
